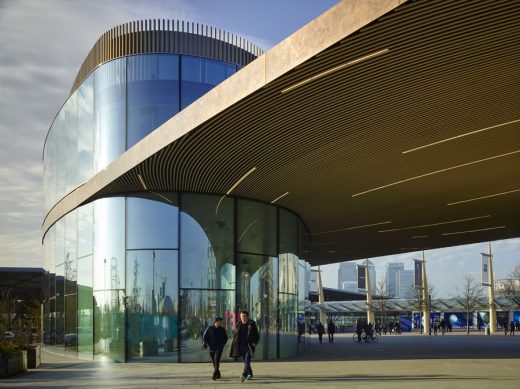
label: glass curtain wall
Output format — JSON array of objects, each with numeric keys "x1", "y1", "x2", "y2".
[
  {"x1": 42, "y1": 194, "x2": 305, "y2": 362},
  {"x1": 126, "y1": 194, "x2": 179, "y2": 362},
  {"x1": 44, "y1": 55, "x2": 238, "y2": 214},
  {"x1": 180, "y1": 194, "x2": 235, "y2": 362},
  {"x1": 237, "y1": 199, "x2": 278, "y2": 360},
  {"x1": 93, "y1": 198, "x2": 125, "y2": 362}
]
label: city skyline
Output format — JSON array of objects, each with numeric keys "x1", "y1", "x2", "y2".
[{"x1": 318, "y1": 238, "x2": 520, "y2": 299}]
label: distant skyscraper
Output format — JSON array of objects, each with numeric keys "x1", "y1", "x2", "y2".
[
  {"x1": 338, "y1": 260, "x2": 376, "y2": 294},
  {"x1": 338, "y1": 262, "x2": 356, "y2": 289},
  {"x1": 396, "y1": 270, "x2": 414, "y2": 298},
  {"x1": 385, "y1": 263, "x2": 405, "y2": 298}
]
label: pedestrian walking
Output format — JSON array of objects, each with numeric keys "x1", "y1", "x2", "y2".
[
  {"x1": 317, "y1": 322, "x2": 325, "y2": 343},
  {"x1": 327, "y1": 320, "x2": 336, "y2": 343},
  {"x1": 229, "y1": 310, "x2": 260, "y2": 382},
  {"x1": 509, "y1": 321, "x2": 515, "y2": 336},
  {"x1": 440, "y1": 318, "x2": 446, "y2": 335},
  {"x1": 203, "y1": 317, "x2": 228, "y2": 381}
]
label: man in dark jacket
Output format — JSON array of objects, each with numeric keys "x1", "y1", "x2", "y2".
[
  {"x1": 229, "y1": 310, "x2": 260, "y2": 382},
  {"x1": 203, "y1": 317, "x2": 228, "y2": 380}
]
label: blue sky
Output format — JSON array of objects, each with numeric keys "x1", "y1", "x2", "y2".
[{"x1": 0, "y1": 0, "x2": 518, "y2": 294}]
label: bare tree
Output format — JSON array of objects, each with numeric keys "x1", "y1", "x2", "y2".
[
  {"x1": 372, "y1": 280, "x2": 391, "y2": 327},
  {"x1": 453, "y1": 275, "x2": 485, "y2": 334},
  {"x1": 501, "y1": 264, "x2": 520, "y2": 309}
]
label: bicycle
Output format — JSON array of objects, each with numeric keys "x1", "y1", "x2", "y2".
[{"x1": 353, "y1": 330, "x2": 378, "y2": 343}]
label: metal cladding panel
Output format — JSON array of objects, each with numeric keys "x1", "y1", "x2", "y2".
[{"x1": 70, "y1": 20, "x2": 262, "y2": 93}]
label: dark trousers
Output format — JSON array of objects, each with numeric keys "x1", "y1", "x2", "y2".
[
  {"x1": 210, "y1": 351, "x2": 222, "y2": 374},
  {"x1": 239, "y1": 344, "x2": 252, "y2": 376},
  {"x1": 328, "y1": 333, "x2": 334, "y2": 342}
]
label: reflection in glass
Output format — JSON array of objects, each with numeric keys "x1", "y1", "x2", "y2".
[
  {"x1": 77, "y1": 203, "x2": 93, "y2": 258},
  {"x1": 238, "y1": 253, "x2": 278, "y2": 360},
  {"x1": 179, "y1": 289, "x2": 234, "y2": 362},
  {"x1": 237, "y1": 199, "x2": 277, "y2": 256},
  {"x1": 78, "y1": 75, "x2": 94, "y2": 183},
  {"x1": 94, "y1": 58, "x2": 126, "y2": 171},
  {"x1": 280, "y1": 209, "x2": 298, "y2": 255},
  {"x1": 126, "y1": 194, "x2": 178, "y2": 250},
  {"x1": 181, "y1": 56, "x2": 236, "y2": 109},
  {"x1": 180, "y1": 194, "x2": 234, "y2": 289},
  {"x1": 127, "y1": 55, "x2": 180, "y2": 148},
  {"x1": 278, "y1": 293, "x2": 298, "y2": 358},
  {"x1": 93, "y1": 290, "x2": 125, "y2": 361},
  {"x1": 126, "y1": 250, "x2": 178, "y2": 361},
  {"x1": 93, "y1": 198, "x2": 125, "y2": 291},
  {"x1": 64, "y1": 212, "x2": 77, "y2": 296},
  {"x1": 279, "y1": 254, "x2": 297, "y2": 295},
  {"x1": 54, "y1": 110, "x2": 66, "y2": 202},
  {"x1": 64, "y1": 93, "x2": 77, "y2": 194},
  {"x1": 77, "y1": 255, "x2": 93, "y2": 360},
  {"x1": 55, "y1": 263, "x2": 64, "y2": 349}
]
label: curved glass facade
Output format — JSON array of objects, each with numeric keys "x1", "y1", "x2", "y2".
[
  {"x1": 43, "y1": 35, "x2": 307, "y2": 363},
  {"x1": 43, "y1": 194, "x2": 307, "y2": 362},
  {"x1": 43, "y1": 54, "x2": 238, "y2": 212}
]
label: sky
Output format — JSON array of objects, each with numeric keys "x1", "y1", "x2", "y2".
[{"x1": 0, "y1": 0, "x2": 518, "y2": 296}]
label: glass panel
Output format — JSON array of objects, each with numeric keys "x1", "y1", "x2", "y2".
[
  {"x1": 278, "y1": 293, "x2": 298, "y2": 358},
  {"x1": 93, "y1": 198, "x2": 125, "y2": 291},
  {"x1": 64, "y1": 212, "x2": 77, "y2": 296},
  {"x1": 237, "y1": 199, "x2": 277, "y2": 256},
  {"x1": 94, "y1": 58, "x2": 126, "y2": 171},
  {"x1": 237, "y1": 253, "x2": 278, "y2": 360},
  {"x1": 280, "y1": 209, "x2": 298, "y2": 255},
  {"x1": 93, "y1": 290, "x2": 125, "y2": 361},
  {"x1": 54, "y1": 110, "x2": 65, "y2": 202},
  {"x1": 126, "y1": 194, "x2": 179, "y2": 250},
  {"x1": 180, "y1": 194, "x2": 234, "y2": 289},
  {"x1": 64, "y1": 93, "x2": 78, "y2": 193},
  {"x1": 126, "y1": 250, "x2": 179, "y2": 362},
  {"x1": 180, "y1": 56, "x2": 236, "y2": 109},
  {"x1": 77, "y1": 255, "x2": 93, "y2": 360},
  {"x1": 279, "y1": 253, "x2": 298, "y2": 295},
  {"x1": 55, "y1": 263, "x2": 65, "y2": 348},
  {"x1": 64, "y1": 294, "x2": 77, "y2": 355},
  {"x1": 179, "y1": 289, "x2": 234, "y2": 362},
  {"x1": 78, "y1": 75, "x2": 94, "y2": 183},
  {"x1": 206, "y1": 59, "x2": 235, "y2": 85},
  {"x1": 298, "y1": 219, "x2": 309, "y2": 258},
  {"x1": 127, "y1": 54, "x2": 180, "y2": 148},
  {"x1": 77, "y1": 203, "x2": 93, "y2": 258}
]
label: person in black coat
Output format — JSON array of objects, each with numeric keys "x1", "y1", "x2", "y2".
[
  {"x1": 229, "y1": 310, "x2": 260, "y2": 382},
  {"x1": 316, "y1": 322, "x2": 325, "y2": 343},
  {"x1": 203, "y1": 317, "x2": 228, "y2": 380},
  {"x1": 327, "y1": 320, "x2": 336, "y2": 343}
]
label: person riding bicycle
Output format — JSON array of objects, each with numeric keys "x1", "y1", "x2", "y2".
[
  {"x1": 365, "y1": 322, "x2": 374, "y2": 342},
  {"x1": 356, "y1": 319, "x2": 364, "y2": 343}
]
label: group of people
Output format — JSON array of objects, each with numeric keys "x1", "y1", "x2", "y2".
[
  {"x1": 432, "y1": 318, "x2": 447, "y2": 335},
  {"x1": 375, "y1": 320, "x2": 402, "y2": 335},
  {"x1": 504, "y1": 321, "x2": 517, "y2": 336},
  {"x1": 314, "y1": 320, "x2": 336, "y2": 343},
  {"x1": 202, "y1": 310, "x2": 259, "y2": 382}
]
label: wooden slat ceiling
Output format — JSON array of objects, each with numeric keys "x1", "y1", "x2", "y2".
[{"x1": 90, "y1": 0, "x2": 519, "y2": 265}]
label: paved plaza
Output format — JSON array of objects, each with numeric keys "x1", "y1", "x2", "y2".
[{"x1": 1, "y1": 332, "x2": 519, "y2": 388}]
